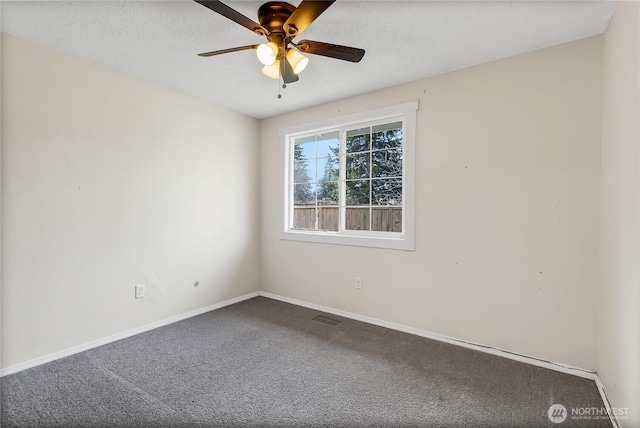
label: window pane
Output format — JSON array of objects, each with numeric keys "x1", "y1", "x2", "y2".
[
  {"x1": 294, "y1": 160, "x2": 315, "y2": 184},
  {"x1": 372, "y1": 178, "x2": 402, "y2": 206},
  {"x1": 372, "y1": 122, "x2": 403, "y2": 150},
  {"x1": 294, "y1": 182, "x2": 316, "y2": 205},
  {"x1": 294, "y1": 138, "x2": 315, "y2": 161},
  {"x1": 371, "y1": 206, "x2": 402, "y2": 232},
  {"x1": 372, "y1": 149, "x2": 402, "y2": 178},
  {"x1": 346, "y1": 127, "x2": 370, "y2": 153},
  {"x1": 293, "y1": 207, "x2": 316, "y2": 230},
  {"x1": 345, "y1": 208, "x2": 370, "y2": 231},
  {"x1": 372, "y1": 121, "x2": 403, "y2": 134},
  {"x1": 317, "y1": 156, "x2": 339, "y2": 182},
  {"x1": 345, "y1": 153, "x2": 370, "y2": 179},
  {"x1": 317, "y1": 181, "x2": 338, "y2": 205},
  {"x1": 317, "y1": 132, "x2": 339, "y2": 158},
  {"x1": 346, "y1": 180, "x2": 370, "y2": 205},
  {"x1": 318, "y1": 206, "x2": 338, "y2": 231}
]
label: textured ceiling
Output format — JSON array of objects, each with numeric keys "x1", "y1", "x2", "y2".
[{"x1": 1, "y1": 0, "x2": 616, "y2": 119}]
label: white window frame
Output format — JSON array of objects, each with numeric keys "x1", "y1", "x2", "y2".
[{"x1": 280, "y1": 101, "x2": 418, "y2": 251}]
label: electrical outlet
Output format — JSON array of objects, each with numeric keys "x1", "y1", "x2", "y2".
[
  {"x1": 135, "y1": 284, "x2": 145, "y2": 299},
  {"x1": 355, "y1": 277, "x2": 362, "y2": 290}
]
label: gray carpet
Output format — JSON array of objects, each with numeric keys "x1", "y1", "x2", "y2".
[{"x1": 1, "y1": 296, "x2": 612, "y2": 427}]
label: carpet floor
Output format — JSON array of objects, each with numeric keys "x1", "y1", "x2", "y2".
[{"x1": 1, "y1": 296, "x2": 612, "y2": 427}]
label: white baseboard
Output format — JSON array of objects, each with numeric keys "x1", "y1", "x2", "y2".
[
  {"x1": 1, "y1": 289, "x2": 618, "y2": 428},
  {"x1": 594, "y1": 374, "x2": 621, "y2": 428},
  {"x1": 259, "y1": 291, "x2": 597, "y2": 380},
  {"x1": 0, "y1": 291, "x2": 259, "y2": 377},
  {"x1": 259, "y1": 291, "x2": 622, "y2": 427}
]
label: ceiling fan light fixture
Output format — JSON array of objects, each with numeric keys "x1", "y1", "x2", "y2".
[
  {"x1": 262, "y1": 60, "x2": 281, "y2": 79},
  {"x1": 256, "y1": 42, "x2": 278, "y2": 66},
  {"x1": 286, "y1": 49, "x2": 309, "y2": 75},
  {"x1": 195, "y1": 0, "x2": 365, "y2": 86}
]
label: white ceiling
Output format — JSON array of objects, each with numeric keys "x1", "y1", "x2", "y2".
[{"x1": 1, "y1": 0, "x2": 616, "y2": 119}]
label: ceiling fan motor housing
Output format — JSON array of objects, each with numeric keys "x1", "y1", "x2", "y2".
[{"x1": 258, "y1": 2, "x2": 296, "y2": 35}]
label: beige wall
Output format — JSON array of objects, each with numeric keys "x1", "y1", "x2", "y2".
[
  {"x1": 598, "y1": 1, "x2": 640, "y2": 425},
  {"x1": 260, "y1": 36, "x2": 603, "y2": 370},
  {"x1": 0, "y1": 33, "x2": 260, "y2": 368}
]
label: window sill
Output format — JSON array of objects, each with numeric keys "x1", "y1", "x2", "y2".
[{"x1": 282, "y1": 230, "x2": 414, "y2": 251}]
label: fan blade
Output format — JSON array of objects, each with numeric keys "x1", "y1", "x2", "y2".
[
  {"x1": 283, "y1": 1, "x2": 335, "y2": 38},
  {"x1": 198, "y1": 45, "x2": 259, "y2": 57},
  {"x1": 194, "y1": 1, "x2": 268, "y2": 36},
  {"x1": 280, "y1": 58, "x2": 299, "y2": 84},
  {"x1": 296, "y1": 40, "x2": 365, "y2": 63}
]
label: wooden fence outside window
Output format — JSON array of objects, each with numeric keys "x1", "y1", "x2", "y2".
[{"x1": 293, "y1": 206, "x2": 402, "y2": 232}]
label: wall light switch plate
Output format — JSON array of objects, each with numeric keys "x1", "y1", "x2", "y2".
[{"x1": 135, "y1": 284, "x2": 145, "y2": 299}]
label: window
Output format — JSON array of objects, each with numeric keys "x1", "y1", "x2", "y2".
[{"x1": 281, "y1": 101, "x2": 418, "y2": 250}]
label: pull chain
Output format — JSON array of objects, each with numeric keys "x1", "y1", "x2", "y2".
[
  {"x1": 277, "y1": 76, "x2": 281, "y2": 99},
  {"x1": 277, "y1": 75, "x2": 287, "y2": 99}
]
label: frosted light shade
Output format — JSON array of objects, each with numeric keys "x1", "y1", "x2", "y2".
[
  {"x1": 286, "y1": 49, "x2": 309, "y2": 75},
  {"x1": 256, "y1": 42, "x2": 278, "y2": 66},
  {"x1": 262, "y1": 60, "x2": 280, "y2": 79}
]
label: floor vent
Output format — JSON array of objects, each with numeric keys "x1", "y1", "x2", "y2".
[{"x1": 312, "y1": 315, "x2": 341, "y2": 327}]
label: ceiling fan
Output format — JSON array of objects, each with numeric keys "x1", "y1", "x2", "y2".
[{"x1": 194, "y1": 0, "x2": 365, "y2": 84}]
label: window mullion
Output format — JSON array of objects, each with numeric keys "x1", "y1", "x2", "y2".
[
  {"x1": 288, "y1": 137, "x2": 295, "y2": 230},
  {"x1": 369, "y1": 128, "x2": 373, "y2": 231},
  {"x1": 314, "y1": 135, "x2": 319, "y2": 231},
  {"x1": 339, "y1": 130, "x2": 346, "y2": 233}
]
